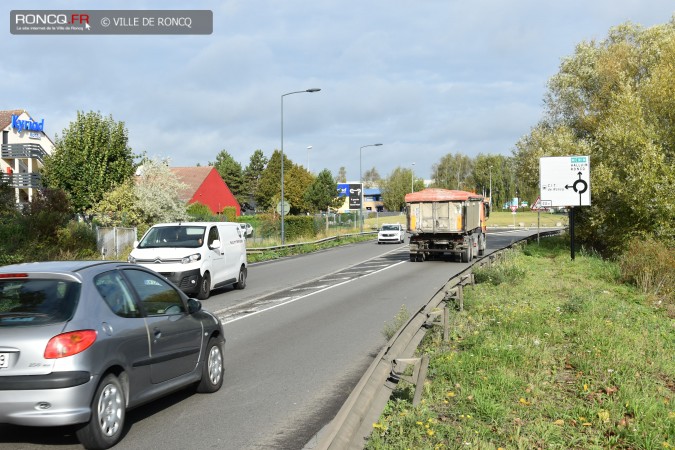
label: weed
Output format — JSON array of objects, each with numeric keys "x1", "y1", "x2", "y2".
[{"x1": 382, "y1": 305, "x2": 410, "y2": 341}]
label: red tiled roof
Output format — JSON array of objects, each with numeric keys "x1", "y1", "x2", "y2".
[
  {"x1": 170, "y1": 166, "x2": 214, "y2": 202},
  {"x1": 0, "y1": 109, "x2": 26, "y2": 130}
]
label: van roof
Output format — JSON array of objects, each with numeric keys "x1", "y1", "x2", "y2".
[{"x1": 149, "y1": 222, "x2": 240, "y2": 227}]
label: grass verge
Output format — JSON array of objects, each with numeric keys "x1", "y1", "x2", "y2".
[{"x1": 367, "y1": 237, "x2": 675, "y2": 449}]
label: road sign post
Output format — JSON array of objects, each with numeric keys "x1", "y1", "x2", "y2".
[{"x1": 540, "y1": 156, "x2": 591, "y2": 260}]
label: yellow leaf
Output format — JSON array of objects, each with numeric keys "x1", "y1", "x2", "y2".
[
  {"x1": 553, "y1": 419, "x2": 565, "y2": 426},
  {"x1": 598, "y1": 410, "x2": 610, "y2": 423}
]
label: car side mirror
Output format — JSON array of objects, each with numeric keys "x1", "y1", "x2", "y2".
[
  {"x1": 133, "y1": 240, "x2": 139, "y2": 248},
  {"x1": 187, "y1": 298, "x2": 202, "y2": 314},
  {"x1": 209, "y1": 239, "x2": 221, "y2": 249}
]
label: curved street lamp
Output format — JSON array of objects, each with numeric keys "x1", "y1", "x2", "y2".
[
  {"x1": 359, "y1": 143, "x2": 383, "y2": 232},
  {"x1": 281, "y1": 88, "x2": 320, "y2": 245}
]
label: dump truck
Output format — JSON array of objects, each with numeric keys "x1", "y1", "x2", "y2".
[{"x1": 405, "y1": 188, "x2": 489, "y2": 262}]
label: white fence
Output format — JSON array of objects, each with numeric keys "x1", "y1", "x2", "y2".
[{"x1": 96, "y1": 227, "x2": 137, "y2": 259}]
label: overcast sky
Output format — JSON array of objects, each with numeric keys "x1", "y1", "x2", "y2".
[{"x1": 4, "y1": 1, "x2": 674, "y2": 181}]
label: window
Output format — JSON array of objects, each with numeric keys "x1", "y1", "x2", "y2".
[
  {"x1": 207, "y1": 226, "x2": 220, "y2": 246},
  {"x1": 0, "y1": 278, "x2": 80, "y2": 326},
  {"x1": 94, "y1": 271, "x2": 140, "y2": 318},
  {"x1": 123, "y1": 269, "x2": 185, "y2": 316}
]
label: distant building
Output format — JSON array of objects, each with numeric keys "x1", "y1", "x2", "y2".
[
  {"x1": 170, "y1": 166, "x2": 240, "y2": 216},
  {"x1": 0, "y1": 109, "x2": 55, "y2": 207}
]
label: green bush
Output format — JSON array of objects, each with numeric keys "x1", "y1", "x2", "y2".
[
  {"x1": 56, "y1": 222, "x2": 98, "y2": 256},
  {"x1": 619, "y1": 236, "x2": 674, "y2": 312},
  {"x1": 222, "y1": 206, "x2": 237, "y2": 222}
]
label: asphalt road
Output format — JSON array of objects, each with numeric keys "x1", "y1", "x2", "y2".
[{"x1": 0, "y1": 228, "x2": 552, "y2": 450}]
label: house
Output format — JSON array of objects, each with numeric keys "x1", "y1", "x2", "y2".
[
  {"x1": 170, "y1": 166, "x2": 240, "y2": 216},
  {"x1": 0, "y1": 109, "x2": 55, "y2": 207}
]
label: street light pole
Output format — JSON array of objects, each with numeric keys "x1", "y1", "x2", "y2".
[
  {"x1": 281, "y1": 88, "x2": 320, "y2": 245},
  {"x1": 307, "y1": 145, "x2": 312, "y2": 172},
  {"x1": 411, "y1": 162, "x2": 415, "y2": 193},
  {"x1": 489, "y1": 165, "x2": 492, "y2": 209},
  {"x1": 359, "y1": 143, "x2": 383, "y2": 233}
]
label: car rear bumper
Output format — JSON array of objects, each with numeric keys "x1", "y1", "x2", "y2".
[{"x1": 0, "y1": 371, "x2": 95, "y2": 426}]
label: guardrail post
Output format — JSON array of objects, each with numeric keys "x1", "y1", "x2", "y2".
[{"x1": 390, "y1": 355, "x2": 430, "y2": 406}]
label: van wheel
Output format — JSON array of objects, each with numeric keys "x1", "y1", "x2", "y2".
[
  {"x1": 76, "y1": 373, "x2": 125, "y2": 450},
  {"x1": 197, "y1": 273, "x2": 211, "y2": 300},
  {"x1": 235, "y1": 266, "x2": 247, "y2": 290}
]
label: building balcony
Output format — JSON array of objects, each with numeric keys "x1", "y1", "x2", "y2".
[
  {"x1": 1, "y1": 143, "x2": 48, "y2": 163},
  {"x1": 0, "y1": 172, "x2": 43, "y2": 189}
]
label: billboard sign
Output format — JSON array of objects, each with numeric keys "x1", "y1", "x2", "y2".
[{"x1": 348, "y1": 183, "x2": 362, "y2": 210}]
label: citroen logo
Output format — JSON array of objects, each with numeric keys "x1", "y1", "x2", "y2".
[{"x1": 154, "y1": 257, "x2": 162, "y2": 264}]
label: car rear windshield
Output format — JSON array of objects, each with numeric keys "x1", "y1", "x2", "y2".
[
  {"x1": 138, "y1": 226, "x2": 206, "y2": 249},
  {"x1": 0, "y1": 279, "x2": 81, "y2": 327}
]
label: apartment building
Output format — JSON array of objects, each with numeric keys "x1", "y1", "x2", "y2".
[{"x1": 0, "y1": 109, "x2": 55, "y2": 207}]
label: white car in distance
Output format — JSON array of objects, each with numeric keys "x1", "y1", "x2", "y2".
[
  {"x1": 238, "y1": 223, "x2": 253, "y2": 237},
  {"x1": 378, "y1": 223, "x2": 405, "y2": 244}
]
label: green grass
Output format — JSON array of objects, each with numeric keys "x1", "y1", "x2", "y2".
[
  {"x1": 367, "y1": 237, "x2": 675, "y2": 450},
  {"x1": 488, "y1": 211, "x2": 569, "y2": 228}
]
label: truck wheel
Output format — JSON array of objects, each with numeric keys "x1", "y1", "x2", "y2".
[
  {"x1": 461, "y1": 247, "x2": 470, "y2": 263},
  {"x1": 197, "y1": 273, "x2": 211, "y2": 300},
  {"x1": 410, "y1": 254, "x2": 416, "y2": 262}
]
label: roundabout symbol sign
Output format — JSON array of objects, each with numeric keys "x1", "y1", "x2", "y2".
[{"x1": 539, "y1": 156, "x2": 591, "y2": 207}]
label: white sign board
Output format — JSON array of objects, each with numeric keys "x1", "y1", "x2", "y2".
[{"x1": 540, "y1": 156, "x2": 591, "y2": 207}]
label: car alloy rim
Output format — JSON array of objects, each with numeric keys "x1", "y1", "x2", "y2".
[
  {"x1": 208, "y1": 345, "x2": 223, "y2": 384},
  {"x1": 97, "y1": 382, "x2": 123, "y2": 437}
]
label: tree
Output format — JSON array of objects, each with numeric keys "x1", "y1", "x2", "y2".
[
  {"x1": 304, "y1": 169, "x2": 341, "y2": 213},
  {"x1": 381, "y1": 167, "x2": 414, "y2": 211},
  {"x1": 255, "y1": 150, "x2": 286, "y2": 211},
  {"x1": 363, "y1": 167, "x2": 381, "y2": 188},
  {"x1": 335, "y1": 166, "x2": 347, "y2": 183},
  {"x1": 43, "y1": 111, "x2": 136, "y2": 214},
  {"x1": 89, "y1": 179, "x2": 143, "y2": 227},
  {"x1": 242, "y1": 149, "x2": 268, "y2": 211},
  {"x1": 285, "y1": 164, "x2": 314, "y2": 214},
  {"x1": 134, "y1": 157, "x2": 188, "y2": 225},
  {"x1": 0, "y1": 179, "x2": 14, "y2": 219},
  {"x1": 210, "y1": 150, "x2": 244, "y2": 203},
  {"x1": 514, "y1": 20, "x2": 675, "y2": 253},
  {"x1": 431, "y1": 153, "x2": 474, "y2": 191}
]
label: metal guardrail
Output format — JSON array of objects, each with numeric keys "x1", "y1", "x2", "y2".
[
  {"x1": 313, "y1": 228, "x2": 565, "y2": 449},
  {"x1": 246, "y1": 231, "x2": 377, "y2": 254}
]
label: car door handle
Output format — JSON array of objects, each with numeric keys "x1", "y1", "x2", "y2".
[{"x1": 153, "y1": 328, "x2": 162, "y2": 339}]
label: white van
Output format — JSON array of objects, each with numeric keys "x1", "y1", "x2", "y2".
[{"x1": 128, "y1": 222, "x2": 247, "y2": 299}]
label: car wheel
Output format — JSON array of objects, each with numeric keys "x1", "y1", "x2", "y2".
[
  {"x1": 76, "y1": 373, "x2": 125, "y2": 450},
  {"x1": 196, "y1": 338, "x2": 224, "y2": 393},
  {"x1": 235, "y1": 266, "x2": 247, "y2": 290},
  {"x1": 197, "y1": 272, "x2": 210, "y2": 300}
]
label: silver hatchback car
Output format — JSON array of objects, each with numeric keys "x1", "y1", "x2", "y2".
[{"x1": 0, "y1": 261, "x2": 225, "y2": 449}]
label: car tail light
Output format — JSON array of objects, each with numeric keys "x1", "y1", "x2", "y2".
[
  {"x1": 44, "y1": 330, "x2": 97, "y2": 359},
  {"x1": 0, "y1": 273, "x2": 28, "y2": 278}
]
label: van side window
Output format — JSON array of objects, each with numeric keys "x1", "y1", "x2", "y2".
[{"x1": 207, "y1": 226, "x2": 220, "y2": 246}]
